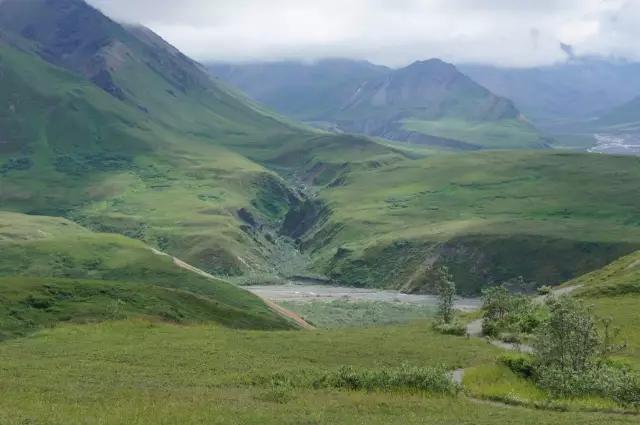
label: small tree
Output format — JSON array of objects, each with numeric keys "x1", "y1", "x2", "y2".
[
  {"x1": 481, "y1": 285, "x2": 511, "y2": 322},
  {"x1": 434, "y1": 266, "x2": 456, "y2": 324},
  {"x1": 534, "y1": 297, "x2": 600, "y2": 373}
]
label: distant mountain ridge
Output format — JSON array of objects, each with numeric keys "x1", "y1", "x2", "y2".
[
  {"x1": 210, "y1": 58, "x2": 547, "y2": 150},
  {"x1": 460, "y1": 58, "x2": 640, "y2": 130}
]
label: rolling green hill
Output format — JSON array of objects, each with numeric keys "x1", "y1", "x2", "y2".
[
  {"x1": 295, "y1": 151, "x2": 640, "y2": 294},
  {"x1": 0, "y1": 212, "x2": 294, "y2": 334}
]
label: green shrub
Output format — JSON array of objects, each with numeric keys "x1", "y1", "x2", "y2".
[
  {"x1": 536, "y1": 365, "x2": 640, "y2": 407},
  {"x1": 433, "y1": 320, "x2": 466, "y2": 336},
  {"x1": 255, "y1": 374, "x2": 296, "y2": 404},
  {"x1": 0, "y1": 157, "x2": 32, "y2": 173},
  {"x1": 537, "y1": 285, "x2": 552, "y2": 296},
  {"x1": 316, "y1": 364, "x2": 459, "y2": 395},
  {"x1": 498, "y1": 353, "x2": 535, "y2": 378},
  {"x1": 481, "y1": 319, "x2": 499, "y2": 337},
  {"x1": 480, "y1": 284, "x2": 546, "y2": 339},
  {"x1": 498, "y1": 332, "x2": 521, "y2": 344}
]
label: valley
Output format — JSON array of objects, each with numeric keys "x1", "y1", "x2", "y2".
[{"x1": 0, "y1": 0, "x2": 640, "y2": 423}]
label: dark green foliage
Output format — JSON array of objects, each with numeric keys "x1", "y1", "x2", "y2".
[
  {"x1": 54, "y1": 153, "x2": 133, "y2": 175},
  {"x1": 0, "y1": 156, "x2": 32, "y2": 173},
  {"x1": 432, "y1": 321, "x2": 467, "y2": 336},
  {"x1": 315, "y1": 364, "x2": 459, "y2": 395},
  {"x1": 435, "y1": 266, "x2": 456, "y2": 324},
  {"x1": 534, "y1": 297, "x2": 600, "y2": 373},
  {"x1": 498, "y1": 353, "x2": 536, "y2": 378},
  {"x1": 523, "y1": 297, "x2": 640, "y2": 406},
  {"x1": 481, "y1": 285, "x2": 544, "y2": 338},
  {"x1": 0, "y1": 276, "x2": 294, "y2": 339},
  {"x1": 536, "y1": 365, "x2": 640, "y2": 407}
]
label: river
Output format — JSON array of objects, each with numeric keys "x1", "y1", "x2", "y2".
[
  {"x1": 246, "y1": 283, "x2": 481, "y2": 312},
  {"x1": 588, "y1": 133, "x2": 640, "y2": 155}
]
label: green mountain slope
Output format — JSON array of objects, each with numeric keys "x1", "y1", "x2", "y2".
[
  {"x1": 0, "y1": 38, "x2": 294, "y2": 276},
  {"x1": 0, "y1": 212, "x2": 294, "y2": 334},
  {"x1": 293, "y1": 151, "x2": 640, "y2": 294},
  {"x1": 0, "y1": 0, "x2": 289, "y2": 141}
]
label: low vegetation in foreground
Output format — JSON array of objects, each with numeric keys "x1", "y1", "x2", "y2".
[{"x1": 1, "y1": 319, "x2": 638, "y2": 425}]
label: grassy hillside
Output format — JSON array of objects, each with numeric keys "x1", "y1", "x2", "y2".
[
  {"x1": 0, "y1": 39, "x2": 299, "y2": 276},
  {"x1": 0, "y1": 212, "x2": 294, "y2": 332},
  {"x1": 302, "y1": 151, "x2": 640, "y2": 293},
  {"x1": 0, "y1": 319, "x2": 637, "y2": 424}
]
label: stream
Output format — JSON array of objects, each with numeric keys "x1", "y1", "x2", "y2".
[
  {"x1": 246, "y1": 282, "x2": 482, "y2": 312},
  {"x1": 588, "y1": 133, "x2": 640, "y2": 155}
]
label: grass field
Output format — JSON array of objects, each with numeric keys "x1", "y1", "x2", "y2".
[{"x1": 1, "y1": 319, "x2": 638, "y2": 425}]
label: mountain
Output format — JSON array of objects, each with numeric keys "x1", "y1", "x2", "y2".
[
  {"x1": 210, "y1": 59, "x2": 390, "y2": 123},
  {"x1": 460, "y1": 58, "x2": 640, "y2": 130},
  {"x1": 210, "y1": 58, "x2": 547, "y2": 150},
  {"x1": 0, "y1": 0, "x2": 293, "y2": 143},
  {"x1": 335, "y1": 59, "x2": 545, "y2": 149}
]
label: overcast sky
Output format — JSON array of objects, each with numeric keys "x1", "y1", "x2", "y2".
[{"x1": 88, "y1": 0, "x2": 640, "y2": 68}]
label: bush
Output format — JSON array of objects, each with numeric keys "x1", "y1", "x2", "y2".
[
  {"x1": 0, "y1": 157, "x2": 32, "y2": 174},
  {"x1": 498, "y1": 353, "x2": 535, "y2": 378},
  {"x1": 536, "y1": 365, "x2": 640, "y2": 407},
  {"x1": 498, "y1": 332, "x2": 521, "y2": 344},
  {"x1": 433, "y1": 320, "x2": 466, "y2": 336},
  {"x1": 316, "y1": 364, "x2": 459, "y2": 395},
  {"x1": 481, "y1": 319, "x2": 499, "y2": 337},
  {"x1": 481, "y1": 284, "x2": 545, "y2": 339},
  {"x1": 255, "y1": 374, "x2": 295, "y2": 404},
  {"x1": 537, "y1": 285, "x2": 552, "y2": 296}
]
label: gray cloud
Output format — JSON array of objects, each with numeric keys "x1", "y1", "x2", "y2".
[{"x1": 88, "y1": 0, "x2": 640, "y2": 67}]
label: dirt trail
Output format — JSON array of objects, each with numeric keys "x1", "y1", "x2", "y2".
[{"x1": 150, "y1": 248, "x2": 314, "y2": 330}]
